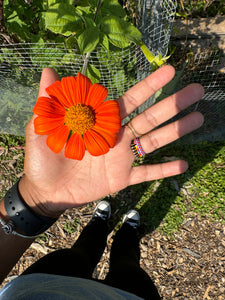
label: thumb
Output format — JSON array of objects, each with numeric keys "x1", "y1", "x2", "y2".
[
  {"x1": 25, "y1": 68, "x2": 60, "y2": 139},
  {"x1": 38, "y1": 67, "x2": 60, "y2": 97}
]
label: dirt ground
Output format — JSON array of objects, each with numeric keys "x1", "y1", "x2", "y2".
[{"x1": 0, "y1": 147, "x2": 224, "y2": 300}]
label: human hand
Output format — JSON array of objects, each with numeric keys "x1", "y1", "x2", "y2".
[{"x1": 19, "y1": 66, "x2": 204, "y2": 217}]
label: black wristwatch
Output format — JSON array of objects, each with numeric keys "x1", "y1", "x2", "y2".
[{"x1": 3, "y1": 180, "x2": 57, "y2": 237}]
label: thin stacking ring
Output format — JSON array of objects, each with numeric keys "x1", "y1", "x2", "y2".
[
  {"x1": 126, "y1": 121, "x2": 142, "y2": 138},
  {"x1": 130, "y1": 137, "x2": 146, "y2": 159}
]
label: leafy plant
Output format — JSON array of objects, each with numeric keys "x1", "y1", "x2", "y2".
[
  {"x1": 3, "y1": 0, "x2": 169, "y2": 81},
  {"x1": 43, "y1": 0, "x2": 142, "y2": 75},
  {"x1": 3, "y1": 0, "x2": 46, "y2": 42},
  {"x1": 1, "y1": 0, "x2": 176, "y2": 135}
]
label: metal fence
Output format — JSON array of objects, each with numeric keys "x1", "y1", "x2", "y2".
[
  {"x1": 173, "y1": 48, "x2": 225, "y2": 143},
  {"x1": 1, "y1": 0, "x2": 224, "y2": 143}
]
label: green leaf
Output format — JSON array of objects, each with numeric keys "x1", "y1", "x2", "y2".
[
  {"x1": 176, "y1": 11, "x2": 189, "y2": 18},
  {"x1": 154, "y1": 60, "x2": 187, "y2": 102},
  {"x1": 101, "y1": 0, "x2": 126, "y2": 18},
  {"x1": 65, "y1": 35, "x2": 78, "y2": 50},
  {"x1": 6, "y1": 18, "x2": 31, "y2": 41},
  {"x1": 76, "y1": 5, "x2": 92, "y2": 15},
  {"x1": 77, "y1": 27, "x2": 100, "y2": 54},
  {"x1": 43, "y1": 3, "x2": 83, "y2": 36},
  {"x1": 86, "y1": 64, "x2": 101, "y2": 83},
  {"x1": 83, "y1": 16, "x2": 96, "y2": 28},
  {"x1": 108, "y1": 33, "x2": 130, "y2": 48},
  {"x1": 73, "y1": 0, "x2": 89, "y2": 6},
  {"x1": 125, "y1": 23, "x2": 143, "y2": 44},
  {"x1": 46, "y1": 0, "x2": 74, "y2": 7},
  {"x1": 100, "y1": 34, "x2": 109, "y2": 51},
  {"x1": 101, "y1": 16, "x2": 142, "y2": 48},
  {"x1": 88, "y1": 0, "x2": 99, "y2": 8}
]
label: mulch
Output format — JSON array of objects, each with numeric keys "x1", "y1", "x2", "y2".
[{"x1": 0, "y1": 146, "x2": 224, "y2": 299}]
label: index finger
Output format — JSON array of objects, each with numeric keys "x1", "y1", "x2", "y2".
[{"x1": 118, "y1": 65, "x2": 175, "y2": 119}]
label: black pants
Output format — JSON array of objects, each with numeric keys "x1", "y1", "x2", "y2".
[{"x1": 22, "y1": 219, "x2": 161, "y2": 300}]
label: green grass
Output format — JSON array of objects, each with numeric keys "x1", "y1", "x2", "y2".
[
  {"x1": 0, "y1": 134, "x2": 25, "y2": 148},
  {"x1": 131, "y1": 141, "x2": 225, "y2": 236},
  {"x1": 64, "y1": 219, "x2": 81, "y2": 234}
]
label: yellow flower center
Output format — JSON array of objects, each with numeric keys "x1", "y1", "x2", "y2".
[{"x1": 64, "y1": 104, "x2": 95, "y2": 135}]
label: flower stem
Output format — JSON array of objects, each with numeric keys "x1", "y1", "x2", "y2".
[
  {"x1": 81, "y1": 0, "x2": 101, "y2": 75},
  {"x1": 81, "y1": 52, "x2": 91, "y2": 75},
  {"x1": 93, "y1": 0, "x2": 101, "y2": 22}
]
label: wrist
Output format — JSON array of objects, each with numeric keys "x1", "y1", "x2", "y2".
[
  {"x1": 0, "y1": 200, "x2": 10, "y2": 222},
  {"x1": 19, "y1": 176, "x2": 63, "y2": 219},
  {"x1": 3, "y1": 179, "x2": 59, "y2": 237}
]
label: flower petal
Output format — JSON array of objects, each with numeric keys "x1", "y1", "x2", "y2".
[
  {"x1": 65, "y1": 133, "x2": 85, "y2": 160},
  {"x1": 84, "y1": 130, "x2": 109, "y2": 156},
  {"x1": 61, "y1": 76, "x2": 78, "y2": 106},
  {"x1": 95, "y1": 116, "x2": 121, "y2": 133},
  {"x1": 95, "y1": 100, "x2": 120, "y2": 115},
  {"x1": 94, "y1": 100, "x2": 121, "y2": 132},
  {"x1": 46, "y1": 126, "x2": 70, "y2": 153},
  {"x1": 86, "y1": 83, "x2": 108, "y2": 108},
  {"x1": 76, "y1": 73, "x2": 92, "y2": 105},
  {"x1": 34, "y1": 116, "x2": 64, "y2": 135},
  {"x1": 91, "y1": 125, "x2": 117, "y2": 148},
  {"x1": 33, "y1": 97, "x2": 66, "y2": 117},
  {"x1": 46, "y1": 81, "x2": 70, "y2": 108}
]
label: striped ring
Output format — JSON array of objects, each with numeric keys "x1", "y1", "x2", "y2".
[{"x1": 130, "y1": 137, "x2": 146, "y2": 159}]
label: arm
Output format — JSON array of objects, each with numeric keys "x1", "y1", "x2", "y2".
[
  {"x1": 0, "y1": 65, "x2": 204, "y2": 283},
  {"x1": 0, "y1": 198, "x2": 34, "y2": 284},
  {"x1": 0, "y1": 177, "x2": 61, "y2": 284}
]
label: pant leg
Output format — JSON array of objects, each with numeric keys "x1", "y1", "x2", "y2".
[
  {"x1": 22, "y1": 218, "x2": 108, "y2": 279},
  {"x1": 104, "y1": 224, "x2": 161, "y2": 300}
]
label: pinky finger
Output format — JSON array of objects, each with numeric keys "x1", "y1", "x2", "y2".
[{"x1": 129, "y1": 160, "x2": 189, "y2": 185}]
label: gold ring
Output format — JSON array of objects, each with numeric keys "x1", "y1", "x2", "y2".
[{"x1": 126, "y1": 121, "x2": 142, "y2": 138}]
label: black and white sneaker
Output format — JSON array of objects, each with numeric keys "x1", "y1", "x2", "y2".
[
  {"x1": 92, "y1": 201, "x2": 111, "y2": 221},
  {"x1": 122, "y1": 209, "x2": 140, "y2": 229}
]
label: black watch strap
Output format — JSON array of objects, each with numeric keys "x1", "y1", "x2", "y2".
[{"x1": 4, "y1": 180, "x2": 57, "y2": 236}]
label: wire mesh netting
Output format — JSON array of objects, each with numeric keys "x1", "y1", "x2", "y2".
[
  {"x1": 0, "y1": 0, "x2": 224, "y2": 144},
  {"x1": 172, "y1": 48, "x2": 225, "y2": 143},
  {"x1": 141, "y1": 0, "x2": 176, "y2": 57},
  {"x1": 0, "y1": 0, "x2": 176, "y2": 136}
]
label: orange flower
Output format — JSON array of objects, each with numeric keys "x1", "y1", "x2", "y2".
[{"x1": 33, "y1": 73, "x2": 121, "y2": 160}]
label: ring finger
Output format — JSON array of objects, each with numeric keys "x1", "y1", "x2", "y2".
[
  {"x1": 133, "y1": 111, "x2": 204, "y2": 155},
  {"x1": 126, "y1": 83, "x2": 204, "y2": 138}
]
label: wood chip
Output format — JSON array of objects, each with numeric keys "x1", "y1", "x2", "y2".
[
  {"x1": 182, "y1": 247, "x2": 201, "y2": 258},
  {"x1": 31, "y1": 243, "x2": 49, "y2": 255},
  {"x1": 203, "y1": 285, "x2": 214, "y2": 299}
]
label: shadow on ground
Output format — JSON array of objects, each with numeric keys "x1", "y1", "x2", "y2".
[{"x1": 106, "y1": 140, "x2": 224, "y2": 238}]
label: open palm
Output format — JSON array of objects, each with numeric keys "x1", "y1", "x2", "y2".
[{"x1": 20, "y1": 66, "x2": 204, "y2": 217}]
